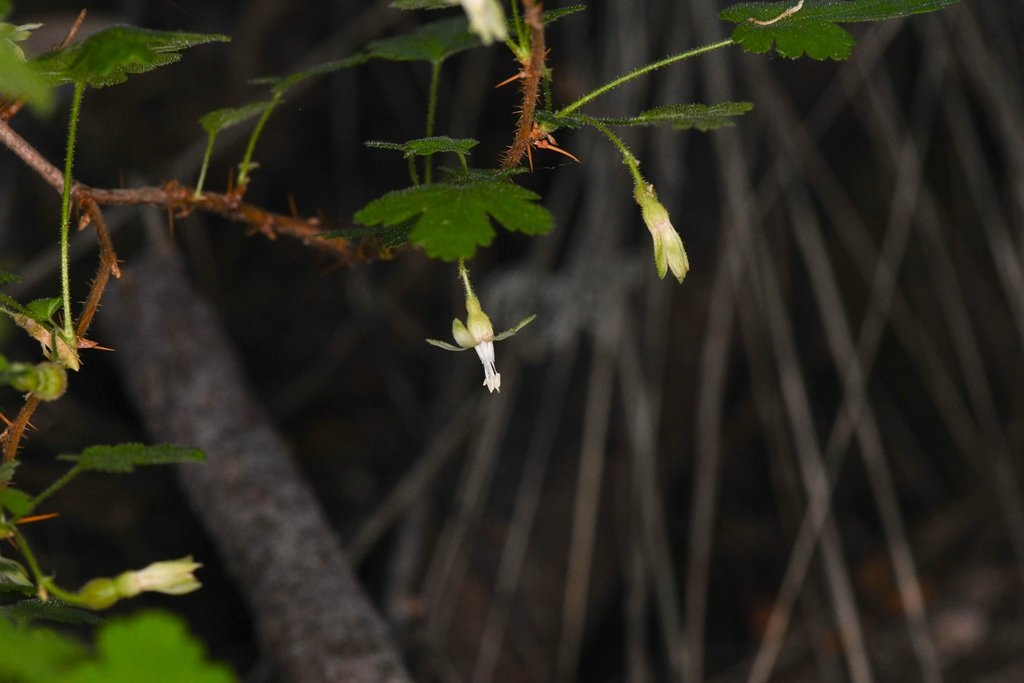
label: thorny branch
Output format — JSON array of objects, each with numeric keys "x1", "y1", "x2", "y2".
[
  {"x1": 502, "y1": 0, "x2": 547, "y2": 169},
  {"x1": 0, "y1": 106, "x2": 387, "y2": 461}
]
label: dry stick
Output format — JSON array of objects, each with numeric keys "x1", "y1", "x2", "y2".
[
  {"x1": 741, "y1": 41, "x2": 943, "y2": 683},
  {"x1": 75, "y1": 198, "x2": 120, "y2": 340},
  {"x1": 617, "y1": 315, "x2": 687, "y2": 681},
  {"x1": 420, "y1": 366, "x2": 520, "y2": 658},
  {"x1": 1, "y1": 396, "x2": 40, "y2": 464},
  {"x1": 555, "y1": 308, "x2": 620, "y2": 682},
  {"x1": 745, "y1": 227, "x2": 876, "y2": 683},
  {"x1": 858, "y1": 18, "x2": 1024, "y2": 601},
  {"x1": 88, "y1": 184, "x2": 366, "y2": 261},
  {"x1": 101, "y1": 242, "x2": 411, "y2": 683},
  {"x1": 683, "y1": 3, "x2": 762, "y2": 681},
  {"x1": 739, "y1": 46, "x2": 1003, "y2": 683},
  {"x1": 470, "y1": 347, "x2": 577, "y2": 683}
]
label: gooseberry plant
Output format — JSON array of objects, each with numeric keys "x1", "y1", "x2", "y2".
[{"x1": 0, "y1": 0, "x2": 959, "y2": 677}]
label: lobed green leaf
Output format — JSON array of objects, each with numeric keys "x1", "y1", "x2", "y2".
[
  {"x1": 58, "y1": 443, "x2": 205, "y2": 473},
  {"x1": 65, "y1": 612, "x2": 235, "y2": 683},
  {"x1": 720, "y1": 0, "x2": 960, "y2": 60},
  {"x1": 0, "y1": 612, "x2": 87, "y2": 682},
  {"x1": 355, "y1": 179, "x2": 553, "y2": 260},
  {"x1": 32, "y1": 26, "x2": 229, "y2": 88},
  {"x1": 366, "y1": 16, "x2": 479, "y2": 63}
]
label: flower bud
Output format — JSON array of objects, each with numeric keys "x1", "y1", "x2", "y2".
[
  {"x1": 634, "y1": 182, "x2": 690, "y2": 283},
  {"x1": 74, "y1": 557, "x2": 202, "y2": 610}
]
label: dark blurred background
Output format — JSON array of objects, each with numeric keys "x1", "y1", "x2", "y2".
[{"x1": 2, "y1": 1, "x2": 1023, "y2": 681}]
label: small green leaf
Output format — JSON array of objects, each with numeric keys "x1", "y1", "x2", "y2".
[
  {"x1": 33, "y1": 26, "x2": 229, "y2": 88},
  {"x1": 199, "y1": 100, "x2": 274, "y2": 136},
  {"x1": 62, "y1": 611, "x2": 235, "y2": 683},
  {"x1": 366, "y1": 16, "x2": 479, "y2": 63},
  {"x1": 355, "y1": 180, "x2": 552, "y2": 260},
  {"x1": 0, "y1": 459, "x2": 17, "y2": 486},
  {"x1": 0, "y1": 557, "x2": 33, "y2": 596},
  {"x1": 366, "y1": 136, "x2": 479, "y2": 158},
  {"x1": 0, "y1": 599, "x2": 103, "y2": 628},
  {"x1": 58, "y1": 443, "x2": 205, "y2": 473},
  {"x1": 0, "y1": 488, "x2": 33, "y2": 517},
  {"x1": 721, "y1": 0, "x2": 960, "y2": 60},
  {"x1": 542, "y1": 5, "x2": 588, "y2": 24},
  {"x1": 24, "y1": 297, "x2": 62, "y2": 323}
]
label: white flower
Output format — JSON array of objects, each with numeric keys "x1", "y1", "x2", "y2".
[
  {"x1": 634, "y1": 181, "x2": 689, "y2": 283},
  {"x1": 114, "y1": 556, "x2": 203, "y2": 597},
  {"x1": 452, "y1": 0, "x2": 508, "y2": 45},
  {"x1": 427, "y1": 260, "x2": 534, "y2": 393}
]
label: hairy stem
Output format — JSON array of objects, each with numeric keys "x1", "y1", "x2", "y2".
[
  {"x1": 59, "y1": 83, "x2": 85, "y2": 346},
  {"x1": 556, "y1": 38, "x2": 735, "y2": 117},
  {"x1": 425, "y1": 59, "x2": 443, "y2": 184}
]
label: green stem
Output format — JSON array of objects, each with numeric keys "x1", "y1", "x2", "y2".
[
  {"x1": 589, "y1": 119, "x2": 644, "y2": 186},
  {"x1": 10, "y1": 526, "x2": 49, "y2": 595},
  {"x1": 556, "y1": 38, "x2": 734, "y2": 117},
  {"x1": 237, "y1": 98, "x2": 279, "y2": 190},
  {"x1": 407, "y1": 155, "x2": 420, "y2": 186},
  {"x1": 509, "y1": 0, "x2": 525, "y2": 49},
  {"x1": 40, "y1": 576, "x2": 83, "y2": 605},
  {"x1": 25, "y1": 464, "x2": 84, "y2": 517},
  {"x1": 424, "y1": 59, "x2": 443, "y2": 184},
  {"x1": 59, "y1": 82, "x2": 84, "y2": 345},
  {"x1": 194, "y1": 132, "x2": 215, "y2": 198}
]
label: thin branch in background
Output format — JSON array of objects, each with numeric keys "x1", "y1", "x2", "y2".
[
  {"x1": 420, "y1": 367, "x2": 520, "y2": 660},
  {"x1": 555, "y1": 310, "x2": 620, "y2": 682},
  {"x1": 471, "y1": 347, "x2": 578, "y2": 683}
]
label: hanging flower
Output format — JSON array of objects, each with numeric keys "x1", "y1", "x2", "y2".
[
  {"x1": 452, "y1": 0, "x2": 508, "y2": 45},
  {"x1": 634, "y1": 181, "x2": 690, "y2": 283},
  {"x1": 427, "y1": 260, "x2": 534, "y2": 393},
  {"x1": 77, "y1": 557, "x2": 203, "y2": 610}
]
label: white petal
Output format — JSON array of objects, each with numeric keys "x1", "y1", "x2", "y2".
[
  {"x1": 483, "y1": 371, "x2": 501, "y2": 393},
  {"x1": 475, "y1": 341, "x2": 500, "y2": 393}
]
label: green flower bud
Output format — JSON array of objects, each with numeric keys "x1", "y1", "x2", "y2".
[
  {"x1": 634, "y1": 181, "x2": 690, "y2": 283},
  {"x1": 77, "y1": 578, "x2": 120, "y2": 610},
  {"x1": 10, "y1": 362, "x2": 67, "y2": 401}
]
